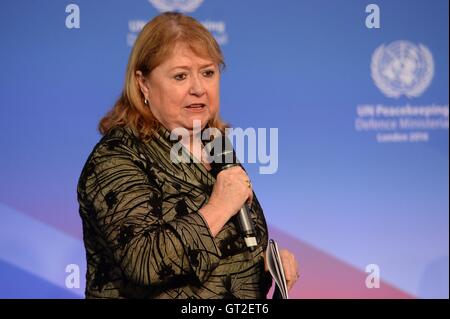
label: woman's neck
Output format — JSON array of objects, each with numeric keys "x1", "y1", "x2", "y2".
[{"x1": 180, "y1": 134, "x2": 211, "y2": 171}]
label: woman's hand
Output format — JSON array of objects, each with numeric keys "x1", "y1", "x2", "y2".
[
  {"x1": 199, "y1": 166, "x2": 253, "y2": 237},
  {"x1": 279, "y1": 249, "x2": 299, "y2": 291},
  {"x1": 263, "y1": 248, "x2": 300, "y2": 291},
  {"x1": 208, "y1": 166, "x2": 254, "y2": 217}
]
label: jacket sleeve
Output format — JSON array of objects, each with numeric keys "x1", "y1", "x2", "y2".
[{"x1": 79, "y1": 139, "x2": 222, "y2": 287}]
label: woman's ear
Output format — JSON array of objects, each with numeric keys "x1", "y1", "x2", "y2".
[{"x1": 135, "y1": 70, "x2": 150, "y2": 98}]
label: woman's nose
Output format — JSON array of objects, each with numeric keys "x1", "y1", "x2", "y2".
[{"x1": 189, "y1": 76, "x2": 205, "y2": 96}]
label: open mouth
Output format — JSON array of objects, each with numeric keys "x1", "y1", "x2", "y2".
[{"x1": 185, "y1": 103, "x2": 206, "y2": 109}]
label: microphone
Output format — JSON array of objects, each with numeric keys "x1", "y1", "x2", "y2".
[{"x1": 205, "y1": 135, "x2": 258, "y2": 251}]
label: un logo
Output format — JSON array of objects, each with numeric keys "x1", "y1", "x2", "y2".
[
  {"x1": 371, "y1": 41, "x2": 434, "y2": 98},
  {"x1": 149, "y1": 0, "x2": 204, "y2": 13}
]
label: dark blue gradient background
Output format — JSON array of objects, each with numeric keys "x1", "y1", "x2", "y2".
[{"x1": 0, "y1": 0, "x2": 448, "y2": 298}]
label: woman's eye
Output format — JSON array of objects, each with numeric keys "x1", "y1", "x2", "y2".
[
  {"x1": 174, "y1": 73, "x2": 187, "y2": 81},
  {"x1": 202, "y1": 70, "x2": 215, "y2": 78}
]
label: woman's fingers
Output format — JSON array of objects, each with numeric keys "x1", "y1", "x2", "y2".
[
  {"x1": 288, "y1": 252, "x2": 297, "y2": 290},
  {"x1": 280, "y1": 249, "x2": 299, "y2": 291}
]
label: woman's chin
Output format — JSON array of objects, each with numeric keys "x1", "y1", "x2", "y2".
[{"x1": 182, "y1": 114, "x2": 210, "y2": 128}]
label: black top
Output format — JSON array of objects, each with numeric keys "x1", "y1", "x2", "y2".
[{"x1": 77, "y1": 125, "x2": 272, "y2": 298}]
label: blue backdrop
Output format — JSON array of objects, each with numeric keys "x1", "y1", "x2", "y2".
[{"x1": 0, "y1": 0, "x2": 448, "y2": 298}]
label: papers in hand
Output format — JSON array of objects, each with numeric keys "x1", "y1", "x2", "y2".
[{"x1": 266, "y1": 239, "x2": 289, "y2": 299}]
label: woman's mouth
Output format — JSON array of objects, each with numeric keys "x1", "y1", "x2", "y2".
[{"x1": 185, "y1": 103, "x2": 206, "y2": 112}]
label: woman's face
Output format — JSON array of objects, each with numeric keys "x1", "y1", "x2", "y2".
[{"x1": 137, "y1": 43, "x2": 220, "y2": 133}]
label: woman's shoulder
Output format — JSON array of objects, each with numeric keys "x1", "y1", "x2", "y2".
[
  {"x1": 101, "y1": 125, "x2": 136, "y2": 144},
  {"x1": 77, "y1": 126, "x2": 146, "y2": 195},
  {"x1": 79, "y1": 127, "x2": 142, "y2": 175},
  {"x1": 92, "y1": 125, "x2": 141, "y2": 157}
]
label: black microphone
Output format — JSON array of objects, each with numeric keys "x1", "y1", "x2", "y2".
[{"x1": 205, "y1": 135, "x2": 258, "y2": 251}]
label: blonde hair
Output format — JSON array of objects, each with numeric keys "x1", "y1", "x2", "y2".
[{"x1": 99, "y1": 12, "x2": 229, "y2": 142}]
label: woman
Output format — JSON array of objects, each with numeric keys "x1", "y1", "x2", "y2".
[{"x1": 77, "y1": 12, "x2": 298, "y2": 299}]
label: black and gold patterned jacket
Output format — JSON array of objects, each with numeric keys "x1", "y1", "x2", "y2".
[{"x1": 77, "y1": 125, "x2": 272, "y2": 298}]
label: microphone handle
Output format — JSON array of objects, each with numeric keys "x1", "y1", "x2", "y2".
[{"x1": 236, "y1": 203, "x2": 258, "y2": 251}]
